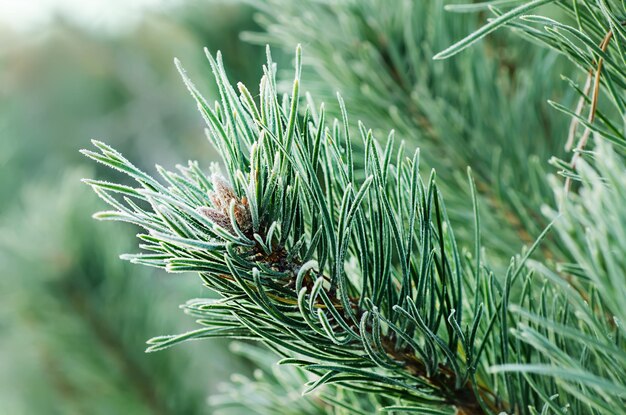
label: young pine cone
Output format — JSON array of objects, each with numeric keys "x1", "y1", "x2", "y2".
[{"x1": 197, "y1": 174, "x2": 252, "y2": 236}]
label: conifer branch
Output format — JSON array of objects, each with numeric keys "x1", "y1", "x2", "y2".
[
  {"x1": 82, "y1": 46, "x2": 530, "y2": 414},
  {"x1": 82, "y1": 1, "x2": 626, "y2": 406}
]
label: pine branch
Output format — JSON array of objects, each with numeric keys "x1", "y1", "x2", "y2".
[
  {"x1": 80, "y1": 46, "x2": 540, "y2": 414},
  {"x1": 81, "y1": 29, "x2": 626, "y2": 411},
  {"x1": 70, "y1": 0, "x2": 626, "y2": 412}
]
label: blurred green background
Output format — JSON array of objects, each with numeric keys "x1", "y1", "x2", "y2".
[{"x1": 0, "y1": 1, "x2": 276, "y2": 413}]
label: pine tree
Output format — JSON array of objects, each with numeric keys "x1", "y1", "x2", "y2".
[{"x1": 83, "y1": 1, "x2": 626, "y2": 414}]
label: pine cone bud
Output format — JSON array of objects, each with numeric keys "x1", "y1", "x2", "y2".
[{"x1": 197, "y1": 174, "x2": 251, "y2": 235}]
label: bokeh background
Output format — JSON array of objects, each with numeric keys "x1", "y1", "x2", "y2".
[{"x1": 0, "y1": 1, "x2": 277, "y2": 413}]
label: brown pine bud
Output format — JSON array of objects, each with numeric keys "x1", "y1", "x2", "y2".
[{"x1": 197, "y1": 174, "x2": 252, "y2": 235}]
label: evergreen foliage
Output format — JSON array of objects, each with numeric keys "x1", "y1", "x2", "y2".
[{"x1": 83, "y1": 1, "x2": 626, "y2": 414}]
